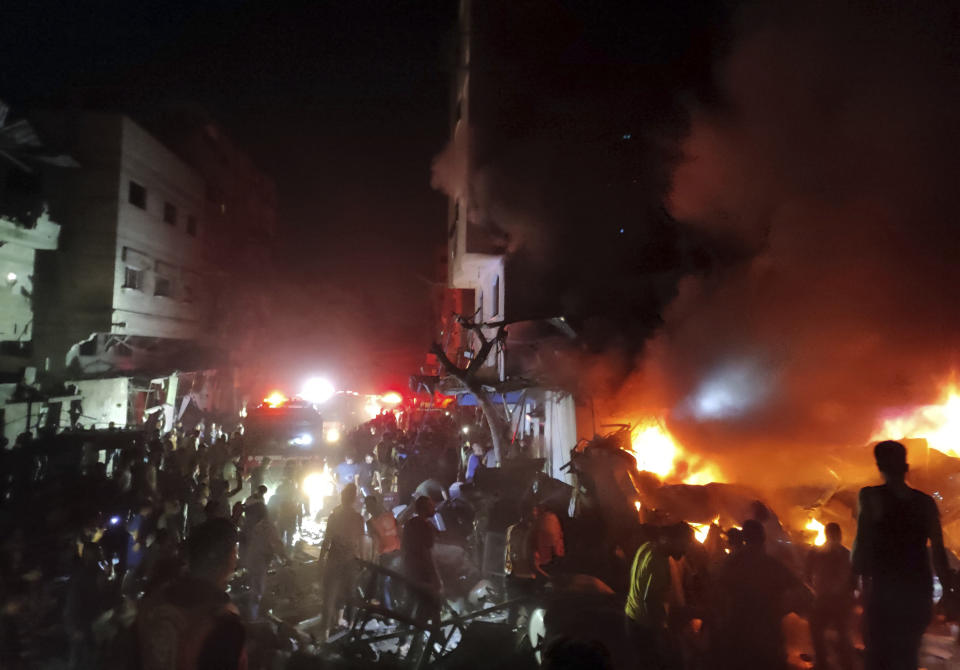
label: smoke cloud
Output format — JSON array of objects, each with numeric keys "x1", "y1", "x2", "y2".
[
  {"x1": 430, "y1": 124, "x2": 470, "y2": 199},
  {"x1": 642, "y1": 0, "x2": 960, "y2": 476}
]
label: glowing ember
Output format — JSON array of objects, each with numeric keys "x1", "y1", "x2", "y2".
[
  {"x1": 629, "y1": 421, "x2": 722, "y2": 485},
  {"x1": 806, "y1": 518, "x2": 826, "y2": 546},
  {"x1": 877, "y1": 383, "x2": 960, "y2": 458},
  {"x1": 263, "y1": 390, "x2": 288, "y2": 408}
]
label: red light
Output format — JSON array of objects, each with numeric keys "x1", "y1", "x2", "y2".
[
  {"x1": 263, "y1": 391, "x2": 288, "y2": 408},
  {"x1": 381, "y1": 391, "x2": 403, "y2": 405}
]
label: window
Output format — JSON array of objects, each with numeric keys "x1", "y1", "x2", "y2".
[
  {"x1": 154, "y1": 276, "x2": 172, "y2": 297},
  {"x1": 163, "y1": 202, "x2": 177, "y2": 225},
  {"x1": 128, "y1": 180, "x2": 147, "y2": 209},
  {"x1": 123, "y1": 266, "x2": 144, "y2": 290},
  {"x1": 186, "y1": 216, "x2": 198, "y2": 237},
  {"x1": 182, "y1": 271, "x2": 199, "y2": 303},
  {"x1": 492, "y1": 275, "x2": 500, "y2": 317}
]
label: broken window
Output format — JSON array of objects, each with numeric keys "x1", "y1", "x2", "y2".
[
  {"x1": 123, "y1": 266, "x2": 144, "y2": 290},
  {"x1": 154, "y1": 260, "x2": 176, "y2": 298},
  {"x1": 163, "y1": 202, "x2": 177, "y2": 225},
  {"x1": 154, "y1": 276, "x2": 172, "y2": 297},
  {"x1": 128, "y1": 180, "x2": 147, "y2": 209}
]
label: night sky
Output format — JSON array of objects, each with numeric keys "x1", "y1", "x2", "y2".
[
  {"x1": 1, "y1": 1, "x2": 739, "y2": 396},
  {"x1": 0, "y1": 0, "x2": 456, "y2": 392}
]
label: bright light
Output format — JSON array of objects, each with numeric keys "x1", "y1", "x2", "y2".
[
  {"x1": 381, "y1": 391, "x2": 403, "y2": 405},
  {"x1": 876, "y1": 383, "x2": 960, "y2": 458},
  {"x1": 462, "y1": 426, "x2": 470, "y2": 434},
  {"x1": 6, "y1": 272, "x2": 16, "y2": 283},
  {"x1": 292, "y1": 433, "x2": 313, "y2": 446},
  {"x1": 325, "y1": 427, "x2": 341, "y2": 443},
  {"x1": 364, "y1": 398, "x2": 381, "y2": 419},
  {"x1": 301, "y1": 377, "x2": 335, "y2": 404},
  {"x1": 689, "y1": 361, "x2": 771, "y2": 420},
  {"x1": 303, "y1": 468, "x2": 337, "y2": 513},
  {"x1": 263, "y1": 391, "x2": 288, "y2": 408},
  {"x1": 806, "y1": 518, "x2": 826, "y2": 546}
]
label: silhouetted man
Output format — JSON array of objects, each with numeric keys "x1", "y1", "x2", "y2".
[
  {"x1": 805, "y1": 522, "x2": 855, "y2": 670},
  {"x1": 853, "y1": 440, "x2": 951, "y2": 670},
  {"x1": 137, "y1": 519, "x2": 245, "y2": 670},
  {"x1": 402, "y1": 496, "x2": 441, "y2": 596},
  {"x1": 713, "y1": 519, "x2": 811, "y2": 670}
]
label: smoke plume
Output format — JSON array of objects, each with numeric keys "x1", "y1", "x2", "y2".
[{"x1": 640, "y1": 0, "x2": 960, "y2": 477}]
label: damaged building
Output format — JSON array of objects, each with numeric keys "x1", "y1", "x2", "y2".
[{"x1": 0, "y1": 103, "x2": 275, "y2": 441}]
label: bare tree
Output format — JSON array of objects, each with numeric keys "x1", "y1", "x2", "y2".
[{"x1": 430, "y1": 318, "x2": 510, "y2": 463}]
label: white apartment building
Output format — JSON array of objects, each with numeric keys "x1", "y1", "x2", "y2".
[
  {"x1": 446, "y1": 0, "x2": 506, "y2": 378},
  {"x1": 440, "y1": 0, "x2": 581, "y2": 481},
  {"x1": 33, "y1": 112, "x2": 207, "y2": 374}
]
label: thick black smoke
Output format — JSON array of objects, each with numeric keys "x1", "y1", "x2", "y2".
[
  {"x1": 430, "y1": 1, "x2": 723, "y2": 347},
  {"x1": 641, "y1": 0, "x2": 960, "y2": 476}
]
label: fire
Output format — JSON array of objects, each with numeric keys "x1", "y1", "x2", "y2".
[
  {"x1": 629, "y1": 421, "x2": 722, "y2": 485},
  {"x1": 631, "y1": 423, "x2": 678, "y2": 478},
  {"x1": 691, "y1": 516, "x2": 720, "y2": 543},
  {"x1": 876, "y1": 383, "x2": 960, "y2": 458},
  {"x1": 806, "y1": 518, "x2": 826, "y2": 546}
]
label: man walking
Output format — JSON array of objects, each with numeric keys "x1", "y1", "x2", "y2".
[{"x1": 853, "y1": 440, "x2": 951, "y2": 670}]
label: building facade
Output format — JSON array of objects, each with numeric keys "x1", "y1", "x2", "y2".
[
  {"x1": 33, "y1": 112, "x2": 209, "y2": 376},
  {"x1": 437, "y1": 0, "x2": 583, "y2": 480},
  {"x1": 140, "y1": 106, "x2": 278, "y2": 392},
  {"x1": 0, "y1": 105, "x2": 259, "y2": 443}
]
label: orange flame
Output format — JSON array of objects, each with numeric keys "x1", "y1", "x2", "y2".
[
  {"x1": 876, "y1": 382, "x2": 960, "y2": 458},
  {"x1": 631, "y1": 423, "x2": 678, "y2": 478},
  {"x1": 806, "y1": 518, "x2": 826, "y2": 546},
  {"x1": 629, "y1": 421, "x2": 723, "y2": 485},
  {"x1": 691, "y1": 516, "x2": 720, "y2": 543}
]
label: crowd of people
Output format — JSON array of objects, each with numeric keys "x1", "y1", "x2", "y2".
[
  {"x1": 0, "y1": 395, "x2": 953, "y2": 670},
  {"x1": 0, "y1": 406, "x2": 509, "y2": 668},
  {"x1": 0, "y1": 420, "x2": 306, "y2": 669},
  {"x1": 617, "y1": 440, "x2": 953, "y2": 670}
]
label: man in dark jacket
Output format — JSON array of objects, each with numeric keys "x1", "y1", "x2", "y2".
[{"x1": 137, "y1": 519, "x2": 245, "y2": 670}]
